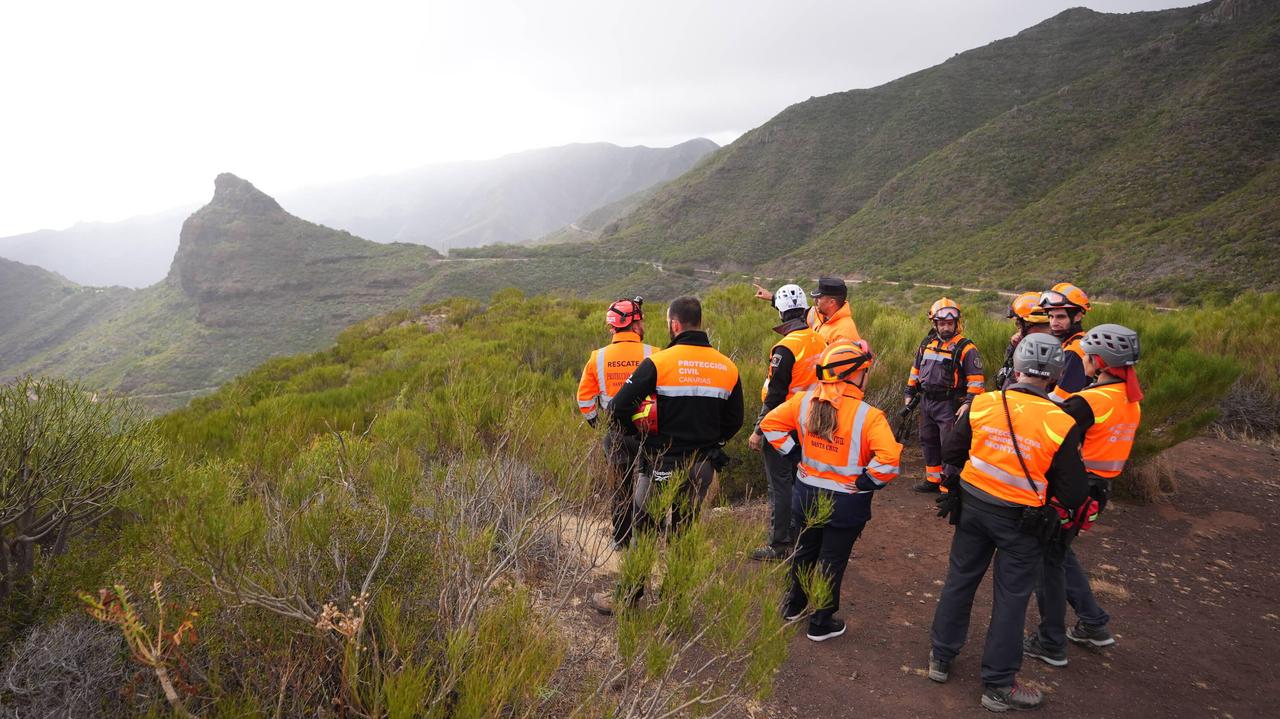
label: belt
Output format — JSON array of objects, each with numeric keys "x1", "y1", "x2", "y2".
[
  {"x1": 961, "y1": 490, "x2": 1032, "y2": 520},
  {"x1": 922, "y1": 388, "x2": 964, "y2": 401}
]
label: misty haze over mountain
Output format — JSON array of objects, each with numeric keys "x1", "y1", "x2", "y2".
[{"x1": 0, "y1": 139, "x2": 716, "y2": 288}]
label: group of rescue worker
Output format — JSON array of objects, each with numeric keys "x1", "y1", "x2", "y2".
[{"x1": 575, "y1": 277, "x2": 1143, "y2": 713}]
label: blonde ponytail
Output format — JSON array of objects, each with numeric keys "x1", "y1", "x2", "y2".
[{"x1": 806, "y1": 397, "x2": 839, "y2": 442}]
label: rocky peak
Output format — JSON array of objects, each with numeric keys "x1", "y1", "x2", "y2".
[{"x1": 209, "y1": 173, "x2": 283, "y2": 215}]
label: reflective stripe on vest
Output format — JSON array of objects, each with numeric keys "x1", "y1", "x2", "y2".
[
  {"x1": 596, "y1": 341, "x2": 653, "y2": 406},
  {"x1": 793, "y1": 388, "x2": 871, "y2": 494},
  {"x1": 651, "y1": 343, "x2": 739, "y2": 402},
  {"x1": 1079, "y1": 383, "x2": 1140, "y2": 478},
  {"x1": 761, "y1": 328, "x2": 826, "y2": 402},
  {"x1": 960, "y1": 390, "x2": 1073, "y2": 507}
]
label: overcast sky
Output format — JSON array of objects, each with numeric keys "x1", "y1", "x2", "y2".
[{"x1": 0, "y1": 0, "x2": 1200, "y2": 237}]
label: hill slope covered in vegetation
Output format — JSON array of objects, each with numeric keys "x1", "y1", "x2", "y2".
[{"x1": 568, "y1": 0, "x2": 1277, "y2": 303}]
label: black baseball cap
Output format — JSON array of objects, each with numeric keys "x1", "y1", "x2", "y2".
[{"x1": 810, "y1": 277, "x2": 848, "y2": 299}]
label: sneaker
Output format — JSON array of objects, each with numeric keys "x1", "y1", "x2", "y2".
[
  {"x1": 928, "y1": 654, "x2": 951, "y2": 683},
  {"x1": 913, "y1": 480, "x2": 941, "y2": 493},
  {"x1": 806, "y1": 618, "x2": 847, "y2": 642},
  {"x1": 1022, "y1": 634, "x2": 1068, "y2": 667},
  {"x1": 783, "y1": 606, "x2": 805, "y2": 622},
  {"x1": 981, "y1": 682, "x2": 1044, "y2": 712},
  {"x1": 751, "y1": 545, "x2": 788, "y2": 561},
  {"x1": 1066, "y1": 621, "x2": 1115, "y2": 647}
]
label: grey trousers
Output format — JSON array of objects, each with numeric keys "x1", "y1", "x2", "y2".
[
  {"x1": 919, "y1": 395, "x2": 961, "y2": 480},
  {"x1": 931, "y1": 494, "x2": 1044, "y2": 688},
  {"x1": 762, "y1": 443, "x2": 798, "y2": 548},
  {"x1": 632, "y1": 453, "x2": 716, "y2": 535}
]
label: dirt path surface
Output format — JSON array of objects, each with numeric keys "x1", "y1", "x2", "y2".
[{"x1": 758, "y1": 436, "x2": 1279, "y2": 718}]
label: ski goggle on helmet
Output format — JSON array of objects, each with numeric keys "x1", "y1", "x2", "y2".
[
  {"x1": 1038, "y1": 283, "x2": 1090, "y2": 314},
  {"x1": 928, "y1": 298, "x2": 961, "y2": 322},
  {"x1": 605, "y1": 297, "x2": 644, "y2": 328},
  {"x1": 816, "y1": 340, "x2": 874, "y2": 383}
]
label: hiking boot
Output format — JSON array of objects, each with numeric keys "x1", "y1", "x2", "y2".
[
  {"x1": 981, "y1": 682, "x2": 1044, "y2": 712},
  {"x1": 590, "y1": 585, "x2": 642, "y2": 616},
  {"x1": 751, "y1": 544, "x2": 789, "y2": 562},
  {"x1": 913, "y1": 480, "x2": 941, "y2": 493},
  {"x1": 1022, "y1": 634, "x2": 1068, "y2": 667},
  {"x1": 928, "y1": 654, "x2": 951, "y2": 683},
  {"x1": 806, "y1": 617, "x2": 847, "y2": 642},
  {"x1": 1067, "y1": 620, "x2": 1116, "y2": 647}
]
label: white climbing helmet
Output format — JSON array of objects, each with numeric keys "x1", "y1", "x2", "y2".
[{"x1": 773, "y1": 283, "x2": 809, "y2": 314}]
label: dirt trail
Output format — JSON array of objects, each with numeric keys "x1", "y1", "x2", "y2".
[{"x1": 759, "y1": 436, "x2": 1279, "y2": 718}]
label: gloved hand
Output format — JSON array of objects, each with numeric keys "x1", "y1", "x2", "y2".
[{"x1": 935, "y1": 492, "x2": 961, "y2": 525}]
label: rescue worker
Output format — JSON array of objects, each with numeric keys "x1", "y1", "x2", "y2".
[
  {"x1": 753, "y1": 277, "x2": 862, "y2": 344},
  {"x1": 1024, "y1": 324, "x2": 1142, "y2": 667},
  {"x1": 748, "y1": 284, "x2": 827, "y2": 561},
  {"x1": 807, "y1": 277, "x2": 862, "y2": 344},
  {"x1": 928, "y1": 333, "x2": 1089, "y2": 712},
  {"x1": 576, "y1": 297, "x2": 659, "y2": 548},
  {"x1": 760, "y1": 341, "x2": 901, "y2": 641},
  {"x1": 593, "y1": 296, "x2": 745, "y2": 615},
  {"x1": 906, "y1": 299, "x2": 985, "y2": 493},
  {"x1": 1039, "y1": 283, "x2": 1092, "y2": 402},
  {"x1": 994, "y1": 292, "x2": 1053, "y2": 389}
]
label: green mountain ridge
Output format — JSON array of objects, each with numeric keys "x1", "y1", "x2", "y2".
[
  {"x1": 555, "y1": 0, "x2": 1278, "y2": 302},
  {"x1": 0, "y1": 175, "x2": 705, "y2": 409}
]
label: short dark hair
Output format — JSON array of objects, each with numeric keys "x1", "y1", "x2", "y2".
[{"x1": 667, "y1": 296, "x2": 702, "y2": 327}]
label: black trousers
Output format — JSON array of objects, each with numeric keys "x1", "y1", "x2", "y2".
[
  {"x1": 619, "y1": 453, "x2": 717, "y2": 602},
  {"x1": 1036, "y1": 544, "x2": 1110, "y2": 650},
  {"x1": 761, "y1": 442, "x2": 798, "y2": 548},
  {"x1": 930, "y1": 493, "x2": 1044, "y2": 688},
  {"x1": 787, "y1": 482, "x2": 867, "y2": 631},
  {"x1": 603, "y1": 430, "x2": 642, "y2": 545}
]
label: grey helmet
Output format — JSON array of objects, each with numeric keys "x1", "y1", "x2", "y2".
[
  {"x1": 1081, "y1": 323, "x2": 1140, "y2": 367},
  {"x1": 1013, "y1": 333, "x2": 1067, "y2": 382}
]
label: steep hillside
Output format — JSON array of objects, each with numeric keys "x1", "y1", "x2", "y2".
[
  {"x1": 597, "y1": 7, "x2": 1198, "y2": 266},
  {"x1": 0, "y1": 175, "x2": 706, "y2": 409},
  {"x1": 279, "y1": 139, "x2": 717, "y2": 251},
  {"x1": 790, "y1": 0, "x2": 1280, "y2": 302},
  {"x1": 0, "y1": 206, "x2": 195, "y2": 288},
  {"x1": 583, "y1": 0, "x2": 1275, "y2": 302},
  {"x1": 0, "y1": 139, "x2": 715, "y2": 288}
]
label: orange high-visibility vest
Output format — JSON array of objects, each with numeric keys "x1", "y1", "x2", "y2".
[
  {"x1": 760, "y1": 328, "x2": 827, "y2": 402},
  {"x1": 807, "y1": 303, "x2": 861, "y2": 345},
  {"x1": 577, "y1": 331, "x2": 657, "y2": 420},
  {"x1": 960, "y1": 390, "x2": 1076, "y2": 507},
  {"x1": 1076, "y1": 382, "x2": 1141, "y2": 478},
  {"x1": 651, "y1": 343, "x2": 739, "y2": 402},
  {"x1": 1051, "y1": 332, "x2": 1087, "y2": 403},
  {"x1": 759, "y1": 386, "x2": 901, "y2": 493}
]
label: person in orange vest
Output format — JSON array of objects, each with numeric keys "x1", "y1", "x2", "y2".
[
  {"x1": 994, "y1": 292, "x2": 1053, "y2": 389},
  {"x1": 747, "y1": 284, "x2": 828, "y2": 561},
  {"x1": 906, "y1": 299, "x2": 985, "y2": 493},
  {"x1": 807, "y1": 277, "x2": 862, "y2": 344},
  {"x1": 594, "y1": 296, "x2": 745, "y2": 615},
  {"x1": 928, "y1": 333, "x2": 1088, "y2": 712},
  {"x1": 754, "y1": 277, "x2": 862, "y2": 344},
  {"x1": 760, "y1": 341, "x2": 901, "y2": 642},
  {"x1": 576, "y1": 297, "x2": 659, "y2": 549},
  {"x1": 1024, "y1": 324, "x2": 1142, "y2": 667},
  {"x1": 1039, "y1": 283, "x2": 1091, "y2": 402}
]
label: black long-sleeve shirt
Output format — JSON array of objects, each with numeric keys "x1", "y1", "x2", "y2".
[
  {"x1": 610, "y1": 330, "x2": 745, "y2": 457},
  {"x1": 943, "y1": 384, "x2": 1089, "y2": 508},
  {"x1": 753, "y1": 317, "x2": 808, "y2": 430}
]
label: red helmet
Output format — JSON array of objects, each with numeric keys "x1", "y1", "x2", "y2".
[{"x1": 605, "y1": 297, "x2": 643, "y2": 329}]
